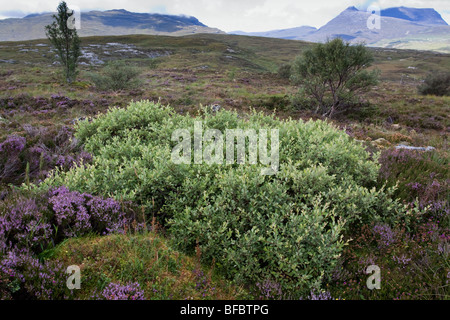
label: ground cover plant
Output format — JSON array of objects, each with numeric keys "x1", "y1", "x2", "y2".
[{"x1": 0, "y1": 33, "x2": 448, "y2": 300}]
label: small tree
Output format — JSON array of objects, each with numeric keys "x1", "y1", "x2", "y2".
[
  {"x1": 45, "y1": 1, "x2": 81, "y2": 84},
  {"x1": 291, "y1": 38, "x2": 378, "y2": 117}
]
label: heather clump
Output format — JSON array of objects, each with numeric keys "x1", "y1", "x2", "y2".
[
  {"x1": 0, "y1": 187, "x2": 136, "y2": 300},
  {"x1": 372, "y1": 223, "x2": 397, "y2": 249},
  {"x1": 307, "y1": 289, "x2": 335, "y2": 300},
  {"x1": 1, "y1": 187, "x2": 131, "y2": 255},
  {"x1": 0, "y1": 247, "x2": 75, "y2": 300},
  {"x1": 93, "y1": 281, "x2": 145, "y2": 300},
  {"x1": 48, "y1": 186, "x2": 129, "y2": 239},
  {"x1": 0, "y1": 198, "x2": 53, "y2": 252},
  {"x1": 378, "y1": 147, "x2": 448, "y2": 228},
  {"x1": 326, "y1": 219, "x2": 449, "y2": 300},
  {"x1": 0, "y1": 94, "x2": 90, "y2": 112},
  {"x1": 0, "y1": 125, "x2": 92, "y2": 185},
  {"x1": 0, "y1": 136, "x2": 26, "y2": 182}
]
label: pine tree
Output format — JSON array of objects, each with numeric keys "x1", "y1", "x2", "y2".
[{"x1": 45, "y1": 1, "x2": 81, "y2": 84}]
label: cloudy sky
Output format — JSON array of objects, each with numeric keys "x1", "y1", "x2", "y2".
[{"x1": 0, "y1": 0, "x2": 449, "y2": 32}]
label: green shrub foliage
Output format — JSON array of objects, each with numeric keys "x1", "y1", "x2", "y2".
[
  {"x1": 418, "y1": 72, "x2": 450, "y2": 96},
  {"x1": 37, "y1": 101, "x2": 412, "y2": 296},
  {"x1": 88, "y1": 61, "x2": 142, "y2": 91}
]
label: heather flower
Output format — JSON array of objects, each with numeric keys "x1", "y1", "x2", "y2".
[
  {"x1": 55, "y1": 155, "x2": 66, "y2": 167},
  {"x1": 192, "y1": 268, "x2": 216, "y2": 298},
  {"x1": 256, "y1": 279, "x2": 283, "y2": 300},
  {"x1": 393, "y1": 254, "x2": 412, "y2": 267},
  {"x1": 48, "y1": 188, "x2": 92, "y2": 238},
  {"x1": 0, "y1": 247, "x2": 71, "y2": 300},
  {"x1": 407, "y1": 182, "x2": 422, "y2": 191},
  {"x1": 54, "y1": 126, "x2": 73, "y2": 145},
  {"x1": 437, "y1": 240, "x2": 449, "y2": 257},
  {"x1": 55, "y1": 155, "x2": 75, "y2": 169},
  {"x1": 307, "y1": 289, "x2": 335, "y2": 300},
  {"x1": 86, "y1": 196, "x2": 127, "y2": 234},
  {"x1": 95, "y1": 282, "x2": 145, "y2": 300},
  {"x1": 0, "y1": 199, "x2": 52, "y2": 251},
  {"x1": 48, "y1": 186, "x2": 128, "y2": 237},
  {"x1": 56, "y1": 101, "x2": 67, "y2": 108},
  {"x1": 357, "y1": 255, "x2": 377, "y2": 275},
  {"x1": 75, "y1": 151, "x2": 93, "y2": 166},
  {"x1": 0, "y1": 136, "x2": 26, "y2": 154},
  {"x1": 372, "y1": 223, "x2": 396, "y2": 248},
  {"x1": 28, "y1": 146, "x2": 51, "y2": 171},
  {"x1": 331, "y1": 262, "x2": 352, "y2": 283}
]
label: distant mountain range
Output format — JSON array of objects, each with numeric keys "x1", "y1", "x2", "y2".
[
  {"x1": 231, "y1": 6, "x2": 450, "y2": 53},
  {"x1": 1, "y1": 6, "x2": 449, "y2": 53},
  {"x1": 0, "y1": 9, "x2": 224, "y2": 41}
]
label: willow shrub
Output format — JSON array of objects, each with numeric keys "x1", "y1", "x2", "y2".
[{"x1": 35, "y1": 100, "x2": 412, "y2": 296}]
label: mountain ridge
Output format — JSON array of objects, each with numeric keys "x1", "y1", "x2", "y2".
[
  {"x1": 0, "y1": 9, "x2": 224, "y2": 41},
  {"x1": 230, "y1": 6, "x2": 450, "y2": 53},
  {"x1": 380, "y1": 6, "x2": 448, "y2": 26}
]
